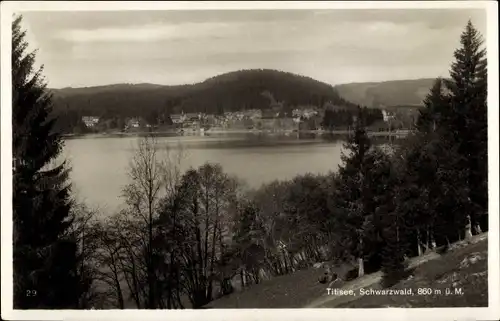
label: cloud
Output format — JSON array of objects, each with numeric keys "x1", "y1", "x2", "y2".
[
  {"x1": 53, "y1": 21, "x2": 238, "y2": 43},
  {"x1": 21, "y1": 9, "x2": 487, "y2": 88}
]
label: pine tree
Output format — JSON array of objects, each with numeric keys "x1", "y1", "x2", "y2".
[
  {"x1": 379, "y1": 156, "x2": 409, "y2": 287},
  {"x1": 366, "y1": 148, "x2": 408, "y2": 280},
  {"x1": 404, "y1": 76, "x2": 470, "y2": 254},
  {"x1": 406, "y1": 21, "x2": 487, "y2": 248},
  {"x1": 12, "y1": 15, "x2": 83, "y2": 309},
  {"x1": 333, "y1": 107, "x2": 373, "y2": 277},
  {"x1": 416, "y1": 78, "x2": 450, "y2": 133},
  {"x1": 410, "y1": 79, "x2": 454, "y2": 252},
  {"x1": 380, "y1": 225, "x2": 407, "y2": 288},
  {"x1": 444, "y1": 20, "x2": 488, "y2": 233}
]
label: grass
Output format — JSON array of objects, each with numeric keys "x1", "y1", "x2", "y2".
[
  {"x1": 204, "y1": 233, "x2": 488, "y2": 308},
  {"x1": 330, "y1": 233, "x2": 488, "y2": 308},
  {"x1": 204, "y1": 267, "x2": 331, "y2": 308}
]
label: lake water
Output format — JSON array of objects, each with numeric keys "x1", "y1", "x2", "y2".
[{"x1": 62, "y1": 132, "x2": 349, "y2": 214}]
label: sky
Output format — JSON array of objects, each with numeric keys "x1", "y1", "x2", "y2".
[{"x1": 20, "y1": 9, "x2": 487, "y2": 88}]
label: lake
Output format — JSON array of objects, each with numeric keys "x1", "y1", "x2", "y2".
[{"x1": 62, "y1": 132, "x2": 359, "y2": 214}]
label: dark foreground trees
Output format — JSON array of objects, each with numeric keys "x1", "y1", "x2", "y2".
[
  {"x1": 11, "y1": 16, "x2": 487, "y2": 309},
  {"x1": 321, "y1": 20, "x2": 488, "y2": 287},
  {"x1": 407, "y1": 20, "x2": 488, "y2": 242},
  {"x1": 379, "y1": 20, "x2": 488, "y2": 283},
  {"x1": 82, "y1": 21, "x2": 487, "y2": 308},
  {"x1": 445, "y1": 20, "x2": 488, "y2": 234},
  {"x1": 12, "y1": 15, "x2": 87, "y2": 308}
]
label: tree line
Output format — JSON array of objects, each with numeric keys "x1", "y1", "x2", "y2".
[
  {"x1": 12, "y1": 16, "x2": 487, "y2": 309},
  {"x1": 49, "y1": 69, "x2": 357, "y2": 134},
  {"x1": 322, "y1": 107, "x2": 384, "y2": 130}
]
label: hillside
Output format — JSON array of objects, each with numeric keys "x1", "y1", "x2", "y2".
[
  {"x1": 49, "y1": 71, "x2": 439, "y2": 133},
  {"x1": 204, "y1": 233, "x2": 488, "y2": 308},
  {"x1": 334, "y1": 78, "x2": 436, "y2": 108},
  {"x1": 50, "y1": 69, "x2": 355, "y2": 119}
]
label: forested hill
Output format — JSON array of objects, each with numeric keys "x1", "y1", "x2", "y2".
[
  {"x1": 49, "y1": 69, "x2": 356, "y2": 120},
  {"x1": 334, "y1": 78, "x2": 436, "y2": 108}
]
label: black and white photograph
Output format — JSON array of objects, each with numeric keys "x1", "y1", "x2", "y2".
[{"x1": 1, "y1": 1, "x2": 498, "y2": 320}]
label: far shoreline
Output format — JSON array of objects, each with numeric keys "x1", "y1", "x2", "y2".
[{"x1": 62, "y1": 129, "x2": 412, "y2": 139}]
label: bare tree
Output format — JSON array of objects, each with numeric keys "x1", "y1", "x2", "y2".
[
  {"x1": 67, "y1": 202, "x2": 101, "y2": 308},
  {"x1": 92, "y1": 216, "x2": 126, "y2": 309},
  {"x1": 109, "y1": 135, "x2": 190, "y2": 309},
  {"x1": 121, "y1": 135, "x2": 165, "y2": 308},
  {"x1": 158, "y1": 163, "x2": 240, "y2": 308}
]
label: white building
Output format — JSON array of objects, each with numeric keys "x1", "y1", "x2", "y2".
[
  {"x1": 81, "y1": 116, "x2": 100, "y2": 128},
  {"x1": 171, "y1": 114, "x2": 186, "y2": 124},
  {"x1": 382, "y1": 110, "x2": 395, "y2": 122},
  {"x1": 128, "y1": 118, "x2": 140, "y2": 128}
]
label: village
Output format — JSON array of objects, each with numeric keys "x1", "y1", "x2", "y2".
[
  {"x1": 80, "y1": 104, "x2": 408, "y2": 135},
  {"x1": 82, "y1": 105, "x2": 323, "y2": 133}
]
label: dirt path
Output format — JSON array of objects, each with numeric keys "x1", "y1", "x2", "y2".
[{"x1": 304, "y1": 233, "x2": 488, "y2": 308}]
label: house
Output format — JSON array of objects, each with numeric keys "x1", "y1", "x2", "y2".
[
  {"x1": 235, "y1": 112, "x2": 245, "y2": 121},
  {"x1": 127, "y1": 118, "x2": 140, "y2": 128},
  {"x1": 185, "y1": 113, "x2": 201, "y2": 121},
  {"x1": 275, "y1": 117, "x2": 295, "y2": 130},
  {"x1": 259, "y1": 117, "x2": 277, "y2": 130},
  {"x1": 81, "y1": 116, "x2": 100, "y2": 128},
  {"x1": 183, "y1": 120, "x2": 200, "y2": 130},
  {"x1": 244, "y1": 109, "x2": 262, "y2": 119},
  {"x1": 223, "y1": 112, "x2": 235, "y2": 121},
  {"x1": 382, "y1": 110, "x2": 396, "y2": 122},
  {"x1": 303, "y1": 109, "x2": 318, "y2": 119},
  {"x1": 171, "y1": 114, "x2": 185, "y2": 124},
  {"x1": 203, "y1": 115, "x2": 217, "y2": 126},
  {"x1": 292, "y1": 107, "x2": 319, "y2": 120},
  {"x1": 261, "y1": 109, "x2": 278, "y2": 119}
]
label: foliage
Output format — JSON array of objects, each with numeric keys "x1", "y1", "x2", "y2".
[
  {"x1": 12, "y1": 15, "x2": 87, "y2": 308},
  {"x1": 444, "y1": 20, "x2": 488, "y2": 230},
  {"x1": 49, "y1": 69, "x2": 357, "y2": 133},
  {"x1": 13, "y1": 17, "x2": 488, "y2": 309},
  {"x1": 322, "y1": 106, "x2": 383, "y2": 130}
]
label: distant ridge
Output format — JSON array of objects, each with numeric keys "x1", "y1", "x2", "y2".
[
  {"x1": 50, "y1": 69, "x2": 356, "y2": 118},
  {"x1": 49, "y1": 70, "x2": 439, "y2": 123},
  {"x1": 334, "y1": 78, "x2": 437, "y2": 108}
]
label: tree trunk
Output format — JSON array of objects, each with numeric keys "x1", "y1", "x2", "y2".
[
  {"x1": 416, "y1": 230, "x2": 422, "y2": 256},
  {"x1": 253, "y1": 269, "x2": 260, "y2": 284},
  {"x1": 465, "y1": 214, "x2": 473, "y2": 240},
  {"x1": 357, "y1": 237, "x2": 364, "y2": 277},
  {"x1": 284, "y1": 252, "x2": 289, "y2": 274},
  {"x1": 240, "y1": 269, "x2": 245, "y2": 288},
  {"x1": 425, "y1": 227, "x2": 429, "y2": 253},
  {"x1": 357, "y1": 257, "x2": 364, "y2": 277},
  {"x1": 430, "y1": 233, "x2": 437, "y2": 250},
  {"x1": 175, "y1": 272, "x2": 184, "y2": 309},
  {"x1": 113, "y1": 272, "x2": 124, "y2": 309}
]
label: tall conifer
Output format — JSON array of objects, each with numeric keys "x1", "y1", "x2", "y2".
[
  {"x1": 444, "y1": 20, "x2": 488, "y2": 232},
  {"x1": 333, "y1": 107, "x2": 373, "y2": 277},
  {"x1": 12, "y1": 15, "x2": 83, "y2": 308}
]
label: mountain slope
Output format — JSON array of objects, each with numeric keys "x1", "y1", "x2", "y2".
[
  {"x1": 334, "y1": 78, "x2": 436, "y2": 108},
  {"x1": 50, "y1": 69, "x2": 355, "y2": 119}
]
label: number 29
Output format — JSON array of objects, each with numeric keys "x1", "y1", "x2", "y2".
[{"x1": 26, "y1": 289, "x2": 37, "y2": 297}]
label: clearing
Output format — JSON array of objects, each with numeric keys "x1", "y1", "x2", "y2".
[{"x1": 205, "y1": 233, "x2": 488, "y2": 308}]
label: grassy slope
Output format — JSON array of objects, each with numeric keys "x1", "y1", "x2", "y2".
[
  {"x1": 204, "y1": 265, "x2": 331, "y2": 309},
  {"x1": 205, "y1": 233, "x2": 488, "y2": 308},
  {"x1": 330, "y1": 233, "x2": 488, "y2": 308}
]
